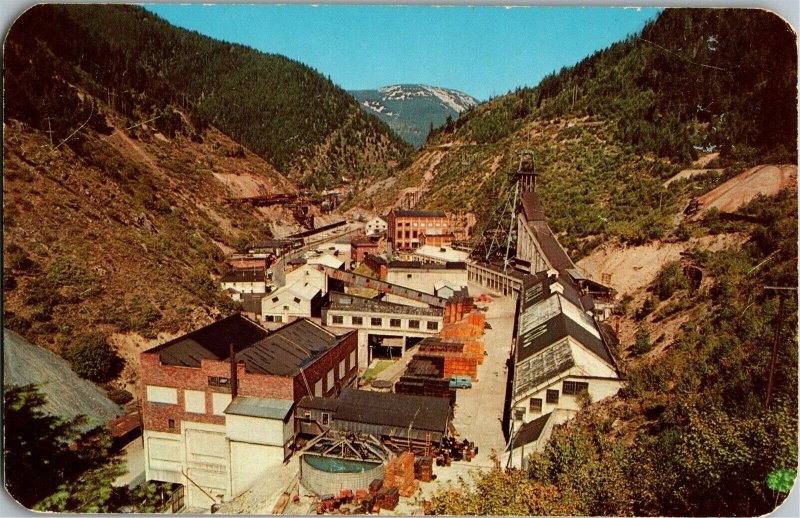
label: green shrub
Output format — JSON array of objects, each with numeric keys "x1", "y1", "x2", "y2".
[
  {"x1": 636, "y1": 296, "x2": 657, "y2": 320},
  {"x1": 631, "y1": 328, "x2": 652, "y2": 355},
  {"x1": 65, "y1": 333, "x2": 124, "y2": 383},
  {"x1": 654, "y1": 261, "x2": 688, "y2": 300},
  {"x1": 105, "y1": 387, "x2": 134, "y2": 406}
]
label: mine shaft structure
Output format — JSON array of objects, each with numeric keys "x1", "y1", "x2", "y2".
[{"x1": 470, "y1": 150, "x2": 538, "y2": 272}]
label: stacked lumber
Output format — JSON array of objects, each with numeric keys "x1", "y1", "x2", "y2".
[
  {"x1": 368, "y1": 479, "x2": 383, "y2": 495},
  {"x1": 414, "y1": 456, "x2": 434, "y2": 482},
  {"x1": 415, "y1": 352, "x2": 477, "y2": 380},
  {"x1": 374, "y1": 486, "x2": 399, "y2": 510},
  {"x1": 385, "y1": 451, "x2": 418, "y2": 497},
  {"x1": 395, "y1": 375, "x2": 456, "y2": 405},
  {"x1": 407, "y1": 356, "x2": 444, "y2": 377}
]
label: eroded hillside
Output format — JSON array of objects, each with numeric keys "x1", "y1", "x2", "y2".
[{"x1": 2, "y1": 90, "x2": 294, "y2": 368}]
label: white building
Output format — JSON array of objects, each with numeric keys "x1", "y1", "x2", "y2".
[
  {"x1": 365, "y1": 216, "x2": 388, "y2": 236},
  {"x1": 412, "y1": 245, "x2": 469, "y2": 265},
  {"x1": 507, "y1": 271, "x2": 622, "y2": 446},
  {"x1": 220, "y1": 269, "x2": 267, "y2": 300},
  {"x1": 384, "y1": 261, "x2": 468, "y2": 305},
  {"x1": 503, "y1": 409, "x2": 573, "y2": 469},
  {"x1": 261, "y1": 281, "x2": 322, "y2": 323}
]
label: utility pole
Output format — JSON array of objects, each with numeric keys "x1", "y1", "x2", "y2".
[
  {"x1": 764, "y1": 286, "x2": 796, "y2": 409},
  {"x1": 44, "y1": 116, "x2": 54, "y2": 147}
]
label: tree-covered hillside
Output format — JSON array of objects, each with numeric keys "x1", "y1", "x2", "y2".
[
  {"x1": 359, "y1": 9, "x2": 797, "y2": 256},
  {"x1": 431, "y1": 189, "x2": 798, "y2": 516},
  {"x1": 4, "y1": 4, "x2": 411, "y2": 185}
]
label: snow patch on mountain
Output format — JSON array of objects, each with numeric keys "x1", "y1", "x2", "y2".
[{"x1": 377, "y1": 84, "x2": 477, "y2": 113}]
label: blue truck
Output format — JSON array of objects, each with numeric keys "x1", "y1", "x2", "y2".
[{"x1": 449, "y1": 376, "x2": 473, "y2": 389}]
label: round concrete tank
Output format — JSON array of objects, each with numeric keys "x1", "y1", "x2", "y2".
[{"x1": 300, "y1": 454, "x2": 384, "y2": 496}]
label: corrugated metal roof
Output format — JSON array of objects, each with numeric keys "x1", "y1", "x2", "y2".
[
  {"x1": 334, "y1": 388, "x2": 450, "y2": 434},
  {"x1": 297, "y1": 396, "x2": 341, "y2": 412},
  {"x1": 225, "y1": 396, "x2": 294, "y2": 420},
  {"x1": 517, "y1": 310, "x2": 610, "y2": 365},
  {"x1": 149, "y1": 315, "x2": 352, "y2": 377}
]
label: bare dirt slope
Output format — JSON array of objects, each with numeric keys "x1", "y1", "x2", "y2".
[
  {"x1": 693, "y1": 164, "x2": 797, "y2": 215},
  {"x1": 577, "y1": 233, "x2": 749, "y2": 296}
]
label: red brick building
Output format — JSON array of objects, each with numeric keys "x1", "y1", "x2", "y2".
[
  {"x1": 419, "y1": 231, "x2": 456, "y2": 247},
  {"x1": 388, "y1": 209, "x2": 450, "y2": 251},
  {"x1": 140, "y1": 315, "x2": 357, "y2": 508},
  {"x1": 350, "y1": 235, "x2": 380, "y2": 263}
]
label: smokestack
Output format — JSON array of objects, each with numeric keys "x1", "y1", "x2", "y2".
[{"x1": 229, "y1": 343, "x2": 238, "y2": 399}]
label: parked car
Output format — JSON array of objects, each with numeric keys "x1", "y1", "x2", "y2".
[{"x1": 449, "y1": 376, "x2": 473, "y2": 389}]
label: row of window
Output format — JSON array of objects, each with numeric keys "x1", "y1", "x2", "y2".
[
  {"x1": 395, "y1": 221, "x2": 447, "y2": 227},
  {"x1": 526, "y1": 381, "x2": 590, "y2": 415},
  {"x1": 329, "y1": 314, "x2": 438, "y2": 330},
  {"x1": 314, "y1": 349, "x2": 357, "y2": 397}
]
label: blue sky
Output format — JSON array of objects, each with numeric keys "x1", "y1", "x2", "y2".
[{"x1": 144, "y1": 4, "x2": 660, "y2": 101}]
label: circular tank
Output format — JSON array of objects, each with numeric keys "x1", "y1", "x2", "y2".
[{"x1": 300, "y1": 454, "x2": 384, "y2": 496}]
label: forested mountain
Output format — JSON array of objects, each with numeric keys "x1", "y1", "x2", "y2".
[
  {"x1": 4, "y1": 4, "x2": 411, "y2": 188},
  {"x1": 354, "y1": 9, "x2": 797, "y2": 257},
  {"x1": 411, "y1": 9, "x2": 798, "y2": 516},
  {"x1": 349, "y1": 84, "x2": 478, "y2": 148}
]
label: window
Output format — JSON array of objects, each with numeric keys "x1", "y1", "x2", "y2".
[
  {"x1": 514, "y1": 407, "x2": 525, "y2": 420},
  {"x1": 293, "y1": 297, "x2": 301, "y2": 304},
  {"x1": 390, "y1": 318, "x2": 401, "y2": 328},
  {"x1": 352, "y1": 316, "x2": 363, "y2": 326},
  {"x1": 563, "y1": 381, "x2": 589, "y2": 395},
  {"x1": 208, "y1": 377, "x2": 230, "y2": 388},
  {"x1": 327, "y1": 370, "x2": 334, "y2": 391},
  {"x1": 339, "y1": 359, "x2": 346, "y2": 379},
  {"x1": 272, "y1": 296, "x2": 279, "y2": 303},
  {"x1": 146, "y1": 386, "x2": 178, "y2": 404},
  {"x1": 304, "y1": 411, "x2": 311, "y2": 418},
  {"x1": 546, "y1": 389, "x2": 560, "y2": 404},
  {"x1": 212, "y1": 393, "x2": 231, "y2": 415},
  {"x1": 405, "y1": 231, "x2": 410, "y2": 239},
  {"x1": 408, "y1": 320, "x2": 420, "y2": 329},
  {"x1": 184, "y1": 390, "x2": 206, "y2": 414},
  {"x1": 407, "y1": 273, "x2": 413, "y2": 279},
  {"x1": 412, "y1": 230, "x2": 418, "y2": 238},
  {"x1": 168, "y1": 419, "x2": 176, "y2": 430},
  {"x1": 426, "y1": 321, "x2": 438, "y2": 331},
  {"x1": 371, "y1": 317, "x2": 382, "y2": 326},
  {"x1": 332, "y1": 315, "x2": 344, "y2": 324},
  {"x1": 397, "y1": 231, "x2": 402, "y2": 239},
  {"x1": 283, "y1": 305, "x2": 289, "y2": 310},
  {"x1": 529, "y1": 398, "x2": 543, "y2": 413},
  {"x1": 314, "y1": 380, "x2": 322, "y2": 397},
  {"x1": 322, "y1": 412, "x2": 330, "y2": 426},
  {"x1": 274, "y1": 316, "x2": 282, "y2": 323},
  {"x1": 349, "y1": 350, "x2": 356, "y2": 370}
]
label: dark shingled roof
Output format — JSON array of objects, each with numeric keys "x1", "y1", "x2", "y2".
[
  {"x1": 387, "y1": 260, "x2": 466, "y2": 270},
  {"x1": 528, "y1": 221, "x2": 576, "y2": 272},
  {"x1": 521, "y1": 191, "x2": 547, "y2": 222},
  {"x1": 521, "y1": 272, "x2": 585, "y2": 311},
  {"x1": 220, "y1": 269, "x2": 267, "y2": 283},
  {"x1": 512, "y1": 412, "x2": 552, "y2": 448},
  {"x1": 517, "y1": 309, "x2": 611, "y2": 366},
  {"x1": 392, "y1": 209, "x2": 447, "y2": 218},
  {"x1": 334, "y1": 388, "x2": 450, "y2": 433},
  {"x1": 149, "y1": 315, "x2": 352, "y2": 376}
]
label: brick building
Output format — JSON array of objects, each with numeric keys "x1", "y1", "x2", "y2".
[
  {"x1": 387, "y1": 209, "x2": 449, "y2": 251},
  {"x1": 140, "y1": 314, "x2": 358, "y2": 509}
]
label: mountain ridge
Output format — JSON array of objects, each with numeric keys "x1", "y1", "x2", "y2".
[{"x1": 349, "y1": 84, "x2": 478, "y2": 148}]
